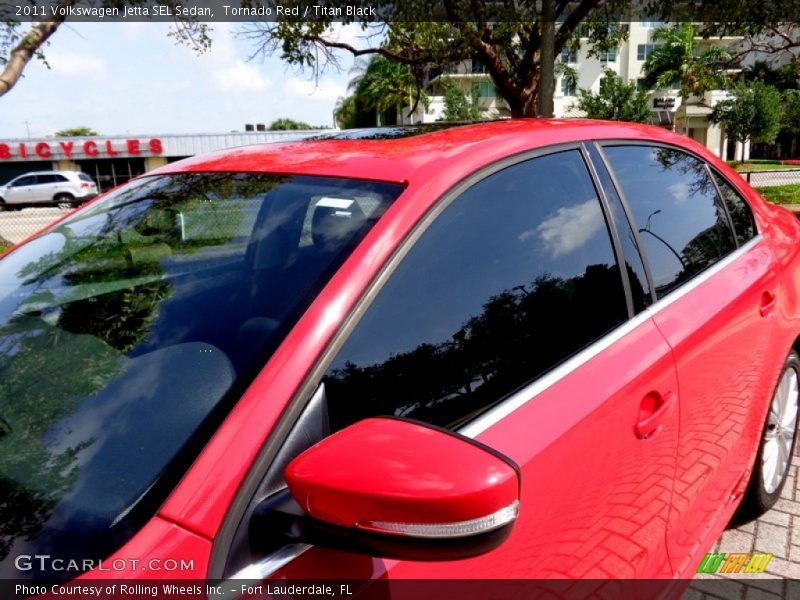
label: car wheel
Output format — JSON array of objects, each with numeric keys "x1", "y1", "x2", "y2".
[
  {"x1": 738, "y1": 350, "x2": 800, "y2": 519},
  {"x1": 54, "y1": 193, "x2": 75, "y2": 210},
  {"x1": 0, "y1": 198, "x2": 5, "y2": 212}
]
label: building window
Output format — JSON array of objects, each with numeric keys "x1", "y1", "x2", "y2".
[
  {"x1": 470, "y1": 59, "x2": 487, "y2": 74},
  {"x1": 561, "y1": 47, "x2": 578, "y2": 63},
  {"x1": 637, "y1": 44, "x2": 657, "y2": 61},
  {"x1": 561, "y1": 77, "x2": 576, "y2": 96},
  {"x1": 599, "y1": 49, "x2": 617, "y2": 63},
  {"x1": 636, "y1": 78, "x2": 651, "y2": 91},
  {"x1": 472, "y1": 81, "x2": 496, "y2": 98}
]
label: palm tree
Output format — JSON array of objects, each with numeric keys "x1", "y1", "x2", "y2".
[
  {"x1": 343, "y1": 56, "x2": 428, "y2": 126},
  {"x1": 333, "y1": 95, "x2": 358, "y2": 129},
  {"x1": 642, "y1": 23, "x2": 732, "y2": 130}
]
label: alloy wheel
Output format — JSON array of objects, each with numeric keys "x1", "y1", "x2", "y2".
[{"x1": 762, "y1": 366, "x2": 799, "y2": 494}]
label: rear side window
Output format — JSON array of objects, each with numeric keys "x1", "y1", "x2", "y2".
[
  {"x1": 322, "y1": 149, "x2": 628, "y2": 432},
  {"x1": 602, "y1": 146, "x2": 736, "y2": 298},
  {"x1": 37, "y1": 174, "x2": 65, "y2": 184},
  {"x1": 713, "y1": 172, "x2": 757, "y2": 244},
  {"x1": 78, "y1": 173, "x2": 95, "y2": 183},
  {"x1": 12, "y1": 176, "x2": 35, "y2": 186}
]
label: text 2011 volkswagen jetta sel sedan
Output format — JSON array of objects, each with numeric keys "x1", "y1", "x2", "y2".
[{"x1": 1, "y1": 120, "x2": 799, "y2": 589}]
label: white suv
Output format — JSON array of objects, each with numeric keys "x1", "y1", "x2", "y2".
[{"x1": 0, "y1": 171, "x2": 98, "y2": 210}]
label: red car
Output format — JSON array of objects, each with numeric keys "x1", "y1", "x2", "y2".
[{"x1": 1, "y1": 120, "x2": 798, "y2": 589}]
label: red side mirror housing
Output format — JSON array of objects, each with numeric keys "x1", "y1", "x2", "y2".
[{"x1": 256, "y1": 417, "x2": 520, "y2": 560}]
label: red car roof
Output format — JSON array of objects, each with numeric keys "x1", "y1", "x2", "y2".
[{"x1": 150, "y1": 119, "x2": 708, "y2": 185}]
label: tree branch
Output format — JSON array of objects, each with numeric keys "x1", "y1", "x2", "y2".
[{"x1": 0, "y1": 0, "x2": 74, "y2": 98}]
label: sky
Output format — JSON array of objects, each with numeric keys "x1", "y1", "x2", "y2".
[{"x1": 1, "y1": 21, "x2": 369, "y2": 138}]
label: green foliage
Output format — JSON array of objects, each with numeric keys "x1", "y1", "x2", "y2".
[
  {"x1": 711, "y1": 81, "x2": 785, "y2": 150},
  {"x1": 267, "y1": 118, "x2": 313, "y2": 130},
  {"x1": 754, "y1": 184, "x2": 800, "y2": 205},
  {"x1": 246, "y1": 1, "x2": 638, "y2": 117},
  {"x1": 642, "y1": 23, "x2": 731, "y2": 101},
  {"x1": 333, "y1": 94, "x2": 359, "y2": 129},
  {"x1": 441, "y1": 77, "x2": 482, "y2": 121},
  {"x1": 54, "y1": 127, "x2": 98, "y2": 137},
  {"x1": 740, "y1": 59, "x2": 800, "y2": 92},
  {"x1": 783, "y1": 89, "x2": 800, "y2": 135},
  {"x1": 573, "y1": 69, "x2": 652, "y2": 123},
  {"x1": 344, "y1": 55, "x2": 428, "y2": 126}
]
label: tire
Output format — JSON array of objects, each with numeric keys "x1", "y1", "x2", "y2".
[
  {"x1": 737, "y1": 350, "x2": 800, "y2": 519},
  {"x1": 0, "y1": 198, "x2": 5, "y2": 212},
  {"x1": 54, "y1": 193, "x2": 75, "y2": 210}
]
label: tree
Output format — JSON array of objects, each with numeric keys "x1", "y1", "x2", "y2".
[
  {"x1": 441, "y1": 77, "x2": 482, "y2": 121},
  {"x1": 243, "y1": 1, "x2": 637, "y2": 118},
  {"x1": 333, "y1": 94, "x2": 359, "y2": 129},
  {"x1": 783, "y1": 89, "x2": 800, "y2": 136},
  {"x1": 267, "y1": 118, "x2": 313, "y2": 130},
  {"x1": 642, "y1": 23, "x2": 732, "y2": 104},
  {"x1": 711, "y1": 81, "x2": 784, "y2": 161},
  {"x1": 353, "y1": 55, "x2": 428, "y2": 125},
  {"x1": 740, "y1": 59, "x2": 800, "y2": 92},
  {"x1": 0, "y1": 0, "x2": 210, "y2": 98},
  {"x1": 54, "y1": 127, "x2": 97, "y2": 137},
  {"x1": 573, "y1": 69, "x2": 652, "y2": 123},
  {"x1": 335, "y1": 55, "x2": 428, "y2": 126}
]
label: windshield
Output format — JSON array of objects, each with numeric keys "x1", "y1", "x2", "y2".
[{"x1": 0, "y1": 172, "x2": 402, "y2": 581}]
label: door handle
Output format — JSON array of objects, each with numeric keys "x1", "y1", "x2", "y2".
[
  {"x1": 635, "y1": 391, "x2": 673, "y2": 440},
  {"x1": 760, "y1": 291, "x2": 777, "y2": 317}
]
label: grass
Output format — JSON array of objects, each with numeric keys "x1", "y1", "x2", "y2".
[
  {"x1": 754, "y1": 185, "x2": 800, "y2": 205},
  {"x1": 730, "y1": 161, "x2": 800, "y2": 172}
]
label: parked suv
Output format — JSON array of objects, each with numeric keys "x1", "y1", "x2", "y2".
[{"x1": 0, "y1": 170, "x2": 98, "y2": 210}]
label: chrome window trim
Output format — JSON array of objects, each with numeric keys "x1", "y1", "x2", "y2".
[{"x1": 461, "y1": 234, "x2": 762, "y2": 438}]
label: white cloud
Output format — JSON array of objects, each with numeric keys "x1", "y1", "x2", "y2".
[
  {"x1": 532, "y1": 199, "x2": 604, "y2": 258},
  {"x1": 211, "y1": 61, "x2": 271, "y2": 93},
  {"x1": 324, "y1": 23, "x2": 380, "y2": 51},
  {"x1": 284, "y1": 77, "x2": 347, "y2": 102},
  {"x1": 47, "y1": 51, "x2": 108, "y2": 78},
  {"x1": 668, "y1": 182, "x2": 691, "y2": 204}
]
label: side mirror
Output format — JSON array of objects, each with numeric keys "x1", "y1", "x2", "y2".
[{"x1": 250, "y1": 418, "x2": 520, "y2": 561}]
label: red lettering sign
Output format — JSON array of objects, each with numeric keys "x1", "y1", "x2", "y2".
[
  {"x1": 0, "y1": 137, "x2": 166, "y2": 160},
  {"x1": 35, "y1": 142, "x2": 51, "y2": 158}
]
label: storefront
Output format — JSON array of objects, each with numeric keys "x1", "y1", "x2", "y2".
[{"x1": 0, "y1": 130, "x2": 322, "y2": 189}]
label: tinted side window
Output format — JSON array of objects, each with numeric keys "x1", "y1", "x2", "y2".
[
  {"x1": 713, "y1": 172, "x2": 757, "y2": 244},
  {"x1": 603, "y1": 146, "x2": 737, "y2": 298},
  {"x1": 323, "y1": 150, "x2": 628, "y2": 432},
  {"x1": 37, "y1": 174, "x2": 60, "y2": 184},
  {"x1": 586, "y1": 144, "x2": 652, "y2": 312},
  {"x1": 12, "y1": 176, "x2": 35, "y2": 186}
]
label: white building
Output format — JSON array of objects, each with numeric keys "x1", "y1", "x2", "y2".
[{"x1": 403, "y1": 22, "x2": 746, "y2": 160}]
